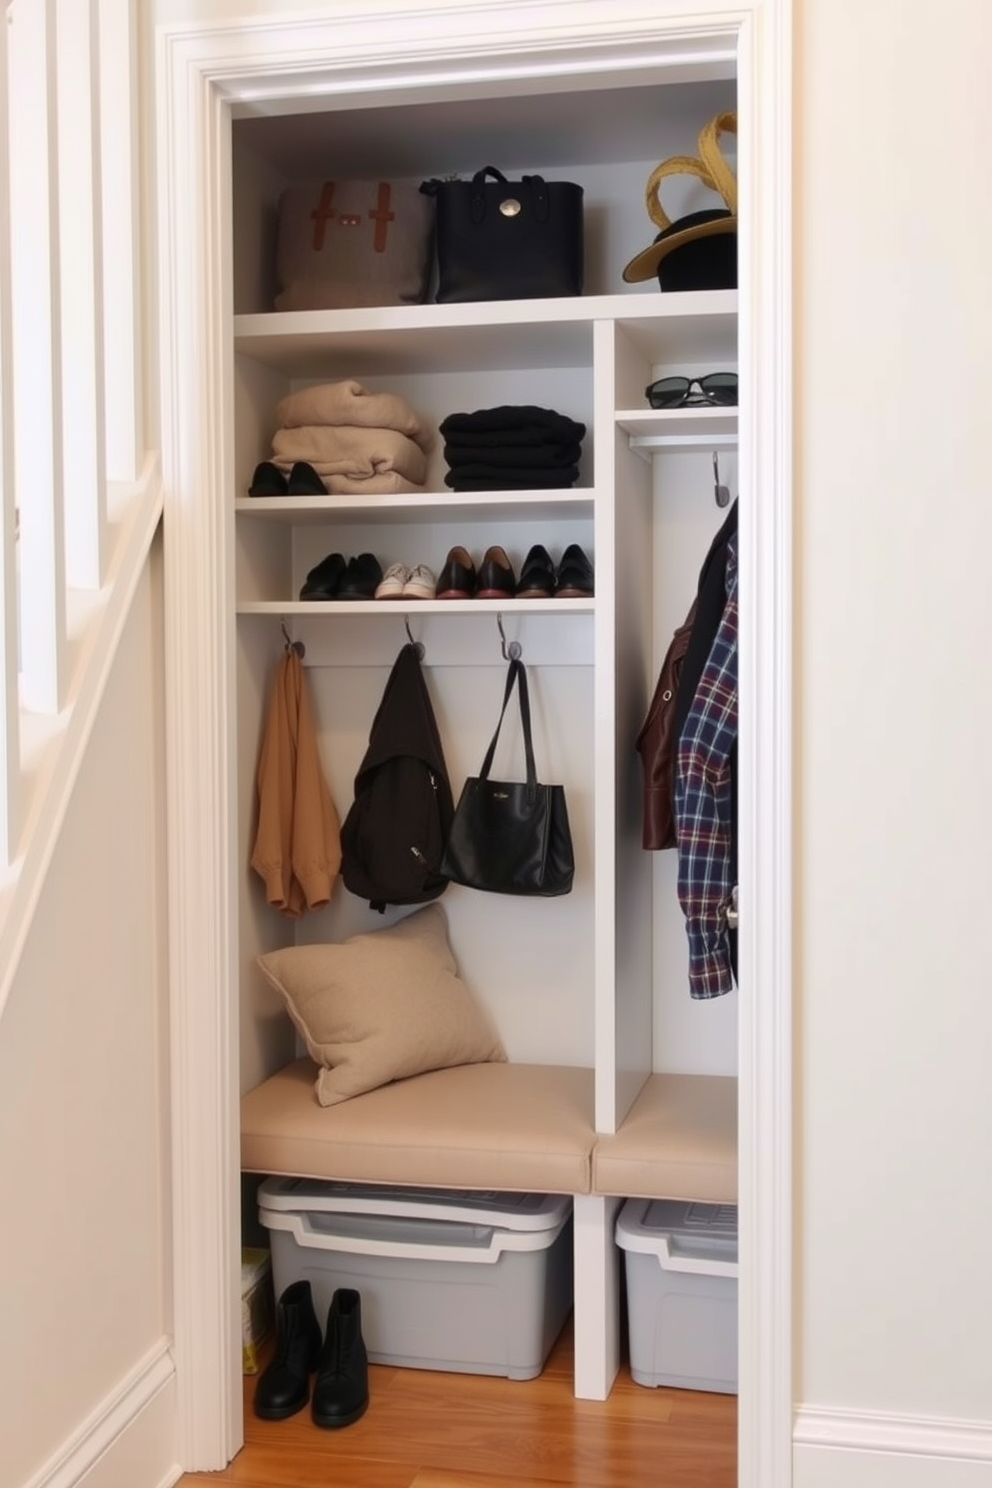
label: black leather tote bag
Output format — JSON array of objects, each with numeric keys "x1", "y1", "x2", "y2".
[
  {"x1": 420, "y1": 166, "x2": 584, "y2": 303},
  {"x1": 441, "y1": 658, "x2": 574, "y2": 896}
]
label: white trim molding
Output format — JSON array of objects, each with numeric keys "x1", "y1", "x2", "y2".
[
  {"x1": 153, "y1": 1, "x2": 793, "y2": 1479},
  {"x1": 794, "y1": 1406, "x2": 992, "y2": 1488},
  {"x1": 20, "y1": 1340, "x2": 178, "y2": 1488}
]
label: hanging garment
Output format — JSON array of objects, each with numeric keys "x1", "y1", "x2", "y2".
[
  {"x1": 251, "y1": 649, "x2": 342, "y2": 917},
  {"x1": 674, "y1": 530, "x2": 738, "y2": 999}
]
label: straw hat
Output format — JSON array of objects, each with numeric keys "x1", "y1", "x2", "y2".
[{"x1": 623, "y1": 111, "x2": 738, "y2": 288}]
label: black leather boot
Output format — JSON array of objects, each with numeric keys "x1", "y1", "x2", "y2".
[
  {"x1": 311, "y1": 1288, "x2": 369, "y2": 1429},
  {"x1": 253, "y1": 1279, "x2": 322, "y2": 1420}
]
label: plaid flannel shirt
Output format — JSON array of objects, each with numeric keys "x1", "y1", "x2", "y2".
[{"x1": 674, "y1": 532, "x2": 738, "y2": 999}]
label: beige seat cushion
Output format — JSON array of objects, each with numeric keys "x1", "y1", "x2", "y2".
[
  {"x1": 241, "y1": 1058, "x2": 596, "y2": 1194},
  {"x1": 593, "y1": 1073, "x2": 738, "y2": 1203}
]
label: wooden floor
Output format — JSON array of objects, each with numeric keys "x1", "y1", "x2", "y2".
[{"x1": 179, "y1": 1321, "x2": 736, "y2": 1488}]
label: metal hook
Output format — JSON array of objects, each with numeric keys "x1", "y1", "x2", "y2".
[
  {"x1": 712, "y1": 451, "x2": 731, "y2": 509},
  {"x1": 497, "y1": 613, "x2": 522, "y2": 662},
  {"x1": 404, "y1": 617, "x2": 425, "y2": 660},
  {"x1": 281, "y1": 620, "x2": 305, "y2": 658}
]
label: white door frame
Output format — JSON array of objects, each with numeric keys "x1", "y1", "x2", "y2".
[{"x1": 154, "y1": 3, "x2": 793, "y2": 1482}]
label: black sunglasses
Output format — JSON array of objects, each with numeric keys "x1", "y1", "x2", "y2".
[{"x1": 645, "y1": 372, "x2": 738, "y2": 409}]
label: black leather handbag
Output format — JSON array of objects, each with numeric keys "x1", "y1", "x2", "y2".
[
  {"x1": 420, "y1": 166, "x2": 584, "y2": 303},
  {"x1": 441, "y1": 658, "x2": 574, "y2": 896}
]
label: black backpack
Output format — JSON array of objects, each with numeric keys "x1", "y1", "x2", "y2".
[{"x1": 340, "y1": 643, "x2": 454, "y2": 912}]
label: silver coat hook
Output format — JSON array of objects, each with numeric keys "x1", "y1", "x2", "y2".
[
  {"x1": 713, "y1": 451, "x2": 731, "y2": 509},
  {"x1": 404, "y1": 617, "x2": 425, "y2": 660},
  {"x1": 497, "y1": 613, "x2": 522, "y2": 661},
  {"x1": 281, "y1": 620, "x2": 304, "y2": 658}
]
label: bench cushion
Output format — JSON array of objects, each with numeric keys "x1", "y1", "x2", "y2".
[
  {"x1": 241, "y1": 1057, "x2": 596, "y2": 1194},
  {"x1": 592, "y1": 1072, "x2": 738, "y2": 1203}
]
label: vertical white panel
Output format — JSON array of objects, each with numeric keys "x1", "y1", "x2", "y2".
[
  {"x1": 57, "y1": 0, "x2": 107, "y2": 589},
  {"x1": 0, "y1": 0, "x2": 22, "y2": 862},
  {"x1": 8, "y1": 0, "x2": 66, "y2": 715},
  {"x1": 97, "y1": 0, "x2": 141, "y2": 483}
]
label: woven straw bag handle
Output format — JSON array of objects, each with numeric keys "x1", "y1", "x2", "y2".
[{"x1": 644, "y1": 110, "x2": 738, "y2": 231}]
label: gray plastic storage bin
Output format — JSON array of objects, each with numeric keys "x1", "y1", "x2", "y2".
[
  {"x1": 616, "y1": 1197, "x2": 738, "y2": 1393},
  {"x1": 258, "y1": 1177, "x2": 573, "y2": 1380}
]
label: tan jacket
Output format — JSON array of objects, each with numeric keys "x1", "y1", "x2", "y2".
[{"x1": 250, "y1": 650, "x2": 341, "y2": 916}]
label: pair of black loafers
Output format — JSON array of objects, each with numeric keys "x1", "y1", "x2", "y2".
[
  {"x1": 300, "y1": 551, "x2": 383, "y2": 601},
  {"x1": 517, "y1": 542, "x2": 595, "y2": 598},
  {"x1": 248, "y1": 460, "x2": 326, "y2": 497}
]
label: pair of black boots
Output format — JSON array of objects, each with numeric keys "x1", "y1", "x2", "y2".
[{"x1": 254, "y1": 1281, "x2": 368, "y2": 1429}]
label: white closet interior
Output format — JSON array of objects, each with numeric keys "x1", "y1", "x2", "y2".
[{"x1": 228, "y1": 60, "x2": 739, "y2": 1380}]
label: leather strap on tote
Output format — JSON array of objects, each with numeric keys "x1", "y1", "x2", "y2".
[
  {"x1": 478, "y1": 658, "x2": 538, "y2": 798},
  {"x1": 471, "y1": 166, "x2": 509, "y2": 223},
  {"x1": 644, "y1": 110, "x2": 738, "y2": 231},
  {"x1": 469, "y1": 165, "x2": 551, "y2": 224}
]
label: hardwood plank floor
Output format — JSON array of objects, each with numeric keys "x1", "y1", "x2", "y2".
[{"x1": 179, "y1": 1322, "x2": 736, "y2": 1488}]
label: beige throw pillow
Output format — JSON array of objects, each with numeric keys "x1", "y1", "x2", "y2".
[{"x1": 256, "y1": 904, "x2": 506, "y2": 1107}]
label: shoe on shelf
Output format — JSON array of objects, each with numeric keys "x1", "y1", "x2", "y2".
[
  {"x1": 516, "y1": 543, "x2": 557, "y2": 598},
  {"x1": 375, "y1": 562, "x2": 411, "y2": 599},
  {"x1": 337, "y1": 552, "x2": 384, "y2": 600},
  {"x1": 311, "y1": 1288, "x2": 369, "y2": 1430},
  {"x1": 436, "y1": 545, "x2": 477, "y2": 599},
  {"x1": 253, "y1": 1279, "x2": 322, "y2": 1421},
  {"x1": 555, "y1": 542, "x2": 594, "y2": 597},
  {"x1": 476, "y1": 544, "x2": 517, "y2": 600},
  {"x1": 287, "y1": 460, "x2": 327, "y2": 496},
  {"x1": 403, "y1": 563, "x2": 437, "y2": 600},
  {"x1": 248, "y1": 460, "x2": 288, "y2": 497},
  {"x1": 300, "y1": 551, "x2": 346, "y2": 600}
]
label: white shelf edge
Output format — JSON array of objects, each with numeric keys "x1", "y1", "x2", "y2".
[
  {"x1": 234, "y1": 489, "x2": 596, "y2": 522},
  {"x1": 232, "y1": 289, "x2": 738, "y2": 343},
  {"x1": 617, "y1": 406, "x2": 739, "y2": 460},
  {"x1": 237, "y1": 597, "x2": 595, "y2": 617}
]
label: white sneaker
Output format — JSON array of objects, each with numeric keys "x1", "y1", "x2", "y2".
[
  {"x1": 375, "y1": 562, "x2": 411, "y2": 599},
  {"x1": 403, "y1": 563, "x2": 437, "y2": 600}
]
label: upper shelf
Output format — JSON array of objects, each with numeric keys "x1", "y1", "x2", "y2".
[
  {"x1": 616, "y1": 405, "x2": 738, "y2": 456},
  {"x1": 232, "y1": 291, "x2": 738, "y2": 376}
]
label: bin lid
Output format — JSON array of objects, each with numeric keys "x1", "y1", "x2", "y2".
[
  {"x1": 616, "y1": 1197, "x2": 738, "y2": 1267},
  {"x1": 258, "y1": 1176, "x2": 571, "y2": 1233}
]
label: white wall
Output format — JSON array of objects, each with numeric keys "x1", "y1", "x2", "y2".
[
  {"x1": 794, "y1": 0, "x2": 992, "y2": 1477},
  {"x1": 0, "y1": 545, "x2": 175, "y2": 1488}
]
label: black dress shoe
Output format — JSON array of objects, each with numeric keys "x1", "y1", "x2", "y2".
[
  {"x1": 287, "y1": 460, "x2": 327, "y2": 495},
  {"x1": 248, "y1": 460, "x2": 288, "y2": 497},
  {"x1": 311, "y1": 1289, "x2": 369, "y2": 1430},
  {"x1": 300, "y1": 551, "x2": 346, "y2": 600},
  {"x1": 516, "y1": 543, "x2": 556, "y2": 598},
  {"x1": 253, "y1": 1280, "x2": 322, "y2": 1421},
  {"x1": 336, "y1": 552, "x2": 384, "y2": 600},
  {"x1": 555, "y1": 542, "x2": 594, "y2": 597},
  {"x1": 476, "y1": 544, "x2": 517, "y2": 599},
  {"x1": 436, "y1": 545, "x2": 477, "y2": 599}
]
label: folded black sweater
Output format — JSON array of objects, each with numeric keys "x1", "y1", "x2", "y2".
[
  {"x1": 439, "y1": 405, "x2": 586, "y2": 446},
  {"x1": 443, "y1": 440, "x2": 583, "y2": 470},
  {"x1": 444, "y1": 466, "x2": 580, "y2": 491}
]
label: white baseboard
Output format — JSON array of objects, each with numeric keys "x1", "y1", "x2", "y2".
[
  {"x1": 794, "y1": 1405, "x2": 992, "y2": 1488},
  {"x1": 21, "y1": 1339, "x2": 180, "y2": 1488}
]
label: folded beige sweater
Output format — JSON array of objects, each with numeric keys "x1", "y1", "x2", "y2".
[
  {"x1": 277, "y1": 380, "x2": 432, "y2": 450},
  {"x1": 322, "y1": 471, "x2": 424, "y2": 495},
  {"x1": 271, "y1": 425, "x2": 427, "y2": 484}
]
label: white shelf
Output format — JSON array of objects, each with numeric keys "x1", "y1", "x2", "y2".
[
  {"x1": 235, "y1": 490, "x2": 596, "y2": 525},
  {"x1": 237, "y1": 597, "x2": 595, "y2": 617},
  {"x1": 233, "y1": 291, "x2": 738, "y2": 375},
  {"x1": 616, "y1": 406, "x2": 738, "y2": 458}
]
